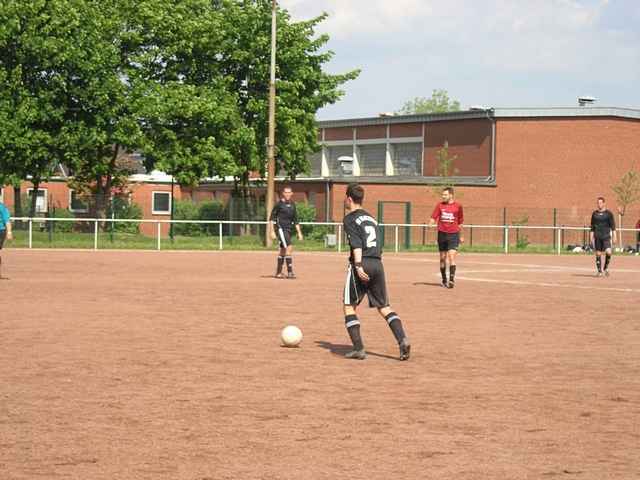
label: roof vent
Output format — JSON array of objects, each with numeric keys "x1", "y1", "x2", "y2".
[{"x1": 578, "y1": 96, "x2": 596, "y2": 106}]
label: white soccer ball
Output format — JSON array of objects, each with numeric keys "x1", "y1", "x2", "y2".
[{"x1": 281, "y1": 325, "x2": 303, "y2": 347}]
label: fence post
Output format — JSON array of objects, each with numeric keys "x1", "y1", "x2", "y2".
[
  {"x1": 469, "y1": 226, "x2": 473, "y2": 247},
  {"x1": 337, "y1": 224, "x2": 342, "y2": 253},
  {"x1": 394, "y1": 225, "x2": 399, "y2": 253},
  {"x1": 504, "y1": 226, "x2": 509, "y2": 254},
  {"x1": 94, "y1": 220, "x2": 98, "y2": 250},
  {"x1": 28, "y1": 218, "x2": 33, "y2": 249},
  {"x1": 157, "y1": 222, "x2": 161, "y2": 250},
  {"x1": 556, "y1": 227, "x2": 561, "y2": 255},
  {"x1": 218, "y1": 223, "x2": 223, "y2": 250}
]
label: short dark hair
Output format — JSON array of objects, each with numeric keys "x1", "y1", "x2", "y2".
[
  {"x1": 346, "y1": 183, "x2": 365, "y2": 204},
  {"x1": 443, "y1": 186, "x2": 454, "y2": 195},
  {"x1": 597, "y1": 196, "x2": 605, "y2": 202},
  {"x1": 281, "y1": 184, "x2": 292, "y2": 193}
]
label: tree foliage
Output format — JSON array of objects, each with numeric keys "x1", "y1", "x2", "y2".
[
  {"x1": 0, "y1": 0, "x2": 358, "y2": 214},
  {"x1": 430, "y1": 141, "x2": 461, "y2": 198},
  {"x1": 611, "y1": 170, "x2": 640, "y2": 216},
  {"x1": 398, "y1": 89, "x2": 461, "y2": 115}
]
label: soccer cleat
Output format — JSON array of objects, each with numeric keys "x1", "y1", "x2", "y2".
[
  {"x1": 441, "y1": 281, "x2": 448, "y2": 288},
  {"x1": 275, "y1": 272, "x2": 285, "y2": 279},
  {"x1": 596, "y1": 271, "x2": 603, "y2": 277},
  {"x1": 604, "y1": 270, "x2": 610, "y2": 277},
  {"x1": 344, "y1": 349, "x2": 367, "y2": 360},
  {"x1": 287, "y1": 272, "x2": 296, "y2": 279},
  {"x1": 399, "y1": 339, "x2": 411, "y2": 361},
  {"x1": 447, "y1": 280, "x2": 455, "y2": 289}
]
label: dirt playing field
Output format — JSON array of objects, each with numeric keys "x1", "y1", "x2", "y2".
[{"x1": 1, "y1": 249, "x2": 639, "y2": 479}]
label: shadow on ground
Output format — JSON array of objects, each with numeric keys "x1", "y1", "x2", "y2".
[{"x1": 315, "y1": 341, "x2": 400, "y2": 361}]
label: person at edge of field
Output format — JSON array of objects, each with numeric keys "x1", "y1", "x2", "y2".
[
  {"x1": 635, "y1": 217, "x2": 640, "y2": 254},
  {"x1": 0, "y1": 200, "x2": 14, "y2": 279},
  {"x1": 590, "y1": 197, "x2": 616, "y2": 277},
  {"x1": 429, "y1": 187, "x2": 464, "y2": 288},
  {"x1": 269, "y1": 185, "x2": 303, "y2": 279},
  {"x1": 342, "y1": 183, "x2": 410, "y2": 361}
]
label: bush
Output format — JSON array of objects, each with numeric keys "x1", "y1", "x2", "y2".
[
  {"x1": 111, "y1": 197, "x2": 142, "y2": 234},
  {"x1": 199, "y1": 200, "x2": 225, "y2": 235},
  {"x1": 49, "y1": 208, "x2": 75, "y2": 233},
  {"x1": 295, "y1": 202, "x2": 329, "y2": 241},
  {"x1": 172, "y1": 200, "x2": 202, "y2": 236}
]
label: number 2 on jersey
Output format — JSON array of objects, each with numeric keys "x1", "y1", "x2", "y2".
[{"x1": 364, "y1": 225, "x2": 377, "y2": 248}]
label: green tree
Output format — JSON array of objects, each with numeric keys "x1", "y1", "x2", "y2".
[
  {"x1": 210, "y1": 1, "x2": 359, "y2": 186},
  {"x1": 397, "y1": 89, "x2": 461, "y2": 115},
  {"x1": 611, "y1": 170, "x2": 640, "y2": 248},
  {"x1": 430, "y1": 141, "x2": 460, "y2": 197},
  {"x1": 0, "y1": 0, "x2": 86, "y2": 216}
]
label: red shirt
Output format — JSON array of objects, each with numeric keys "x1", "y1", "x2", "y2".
[{"x1": 431, "y1": 201, "x2": 464, "y2": 233}]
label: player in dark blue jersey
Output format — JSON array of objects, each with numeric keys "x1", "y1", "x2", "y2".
[
  {"x1": 342, "y1": 183, "x2": 410, "y2": 361},
  {"x1": 269, "y1": 185, "x2": 303, "y2": 279},
  {"x1": 590, "y1": 197, "x2": 616, "y2": 277}
]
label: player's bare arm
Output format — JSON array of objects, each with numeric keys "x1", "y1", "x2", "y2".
[
  {"x1": 296, "y1": 223, "x2": 303, "y2": 241},
  {"x1": 6, "y1": 221, "x2": 12, "y2": 241},
  {"x1": 352, "y1": 248, "x2": 370, "y2": 282}
]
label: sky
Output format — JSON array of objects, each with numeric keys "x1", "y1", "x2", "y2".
[{"x1": 279, "y1": 0, "x2": 640, "y2": 120}]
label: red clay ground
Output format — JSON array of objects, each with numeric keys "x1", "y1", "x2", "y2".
[{"x1": 1, "y1": 250, "x2": 639, "y2": 479}]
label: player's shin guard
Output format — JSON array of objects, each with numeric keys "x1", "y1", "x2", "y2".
[
  {"x1": 285, "y1": 256, "x2": 293, "y2": 273},
  {"x1": 440, "y1": 266, "x2": 447, "y2": 283},
  {"x1": 449, "y1": 265, "x2": 456, "y2": 282},
  {"x1": 345, "y1": 314, "x2": 364, "y2": 350},
  {"x1": 276, "y1": 256, "x2": 284, "y2": 274},
  {"x1": 595, "y1": 256, "x2": 602, "y2": 272},
  {"x1": 604, "y1": 253, "x2": 611, "y2": 271},
  {"x1": 384, "y1": 312, "x2": 407, "y2": 344}
]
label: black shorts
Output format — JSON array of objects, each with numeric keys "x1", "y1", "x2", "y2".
[
  {"x1": 276, "y1": 227, "x2": 293, "y2": 249},
  {"x1": 0, "y1": 229, "x2": 6, "y2": 250},
  {"x1": 594, "y1": 237, "x2": 611, "y2": 252},
  {"x1": 438, "y1": 231, "x2": 460, "y2": 252},
  {"x1": 343, "y1": 257, "x2": 389, "y2": 308}
]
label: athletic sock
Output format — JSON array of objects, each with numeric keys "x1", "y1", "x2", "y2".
[
  {"x1": 285, "y1": 256, "x2": 293, "y2": 273},
  {"x1": 595, "y1": 256, "x2": 602, "y2": 272},
  {"x1": 384, "y1": 312, "x2": 407, "y2": 344},
  {"x1": 440, "y1": 266, "x2": 447, "y2": 283},
  {"x1": 345, "y1": 315, "x2": 363, "y2": 351},
  {"x1": 276, "y1": 256, "x2": 284, "y2": 274},
  {"x1": 604, "y1": 254, "x2": 611, "y2": 271},
  {"x1": 449, "y1": 265, "x2": 457, "y2": 282}
]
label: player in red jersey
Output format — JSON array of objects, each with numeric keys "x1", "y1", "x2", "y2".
[{"x1": 429, "y1": 187, "x2": 464, "y2": 288}]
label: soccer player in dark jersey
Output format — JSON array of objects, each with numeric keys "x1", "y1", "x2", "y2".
[
  {"x1": 590, "y1": 197, "x2": 616, "y2": 277},
  {"x1": 342, "y1": 183, "x2": 410, "y2": 361},
  {"x1": 429, "y1": 187, "x2": 464, "y2": 288},
  {"x1": 269, "y1": 185, "x2": 303, "y2": 279}
]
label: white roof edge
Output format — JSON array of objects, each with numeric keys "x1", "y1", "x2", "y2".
[{"x1": 492, "y1": 107, "x2": 640, "y2": 119}]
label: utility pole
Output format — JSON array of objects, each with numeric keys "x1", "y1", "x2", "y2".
[{"x1": 265, "y1": 0, "x2": 277, "y2": 247}]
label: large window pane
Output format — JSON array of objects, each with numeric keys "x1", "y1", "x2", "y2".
[
  {"x1": 327, "y1": 146, "x2": 354, "y2": 176},
  {"x1": 392, "y1": 143, "x2": 422, "y2": 176},
  {"x1": 358, "y1": 144, "x2": 386, "y2": 176}
]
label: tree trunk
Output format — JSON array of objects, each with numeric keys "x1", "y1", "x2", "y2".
[
  {"x1": 13, "y1": 185, "x2": 22, "y2": 228},
  {"x1": 29, "y1": 178, "x2": 41, "y2": 218}
]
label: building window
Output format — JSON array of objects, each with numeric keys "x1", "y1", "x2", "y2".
[
  {"x1": 152, "y1": 191, "x2": 171, "y2": 214},
  {"x1": 69, "y1": 190, "x2": 89, "y2": 213},
  {"x1": 327, "y1": 146, "x2": 354, "y2": 176},
  {"x1": 27, "y1": 188, "x2": 48, "y2": 213},
  {"x1": 391, "y1": 143, "x2": 422, "y2": 176},
  {"x1": 358, "y1": 144, "x2": 386, "y2": 176}
]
